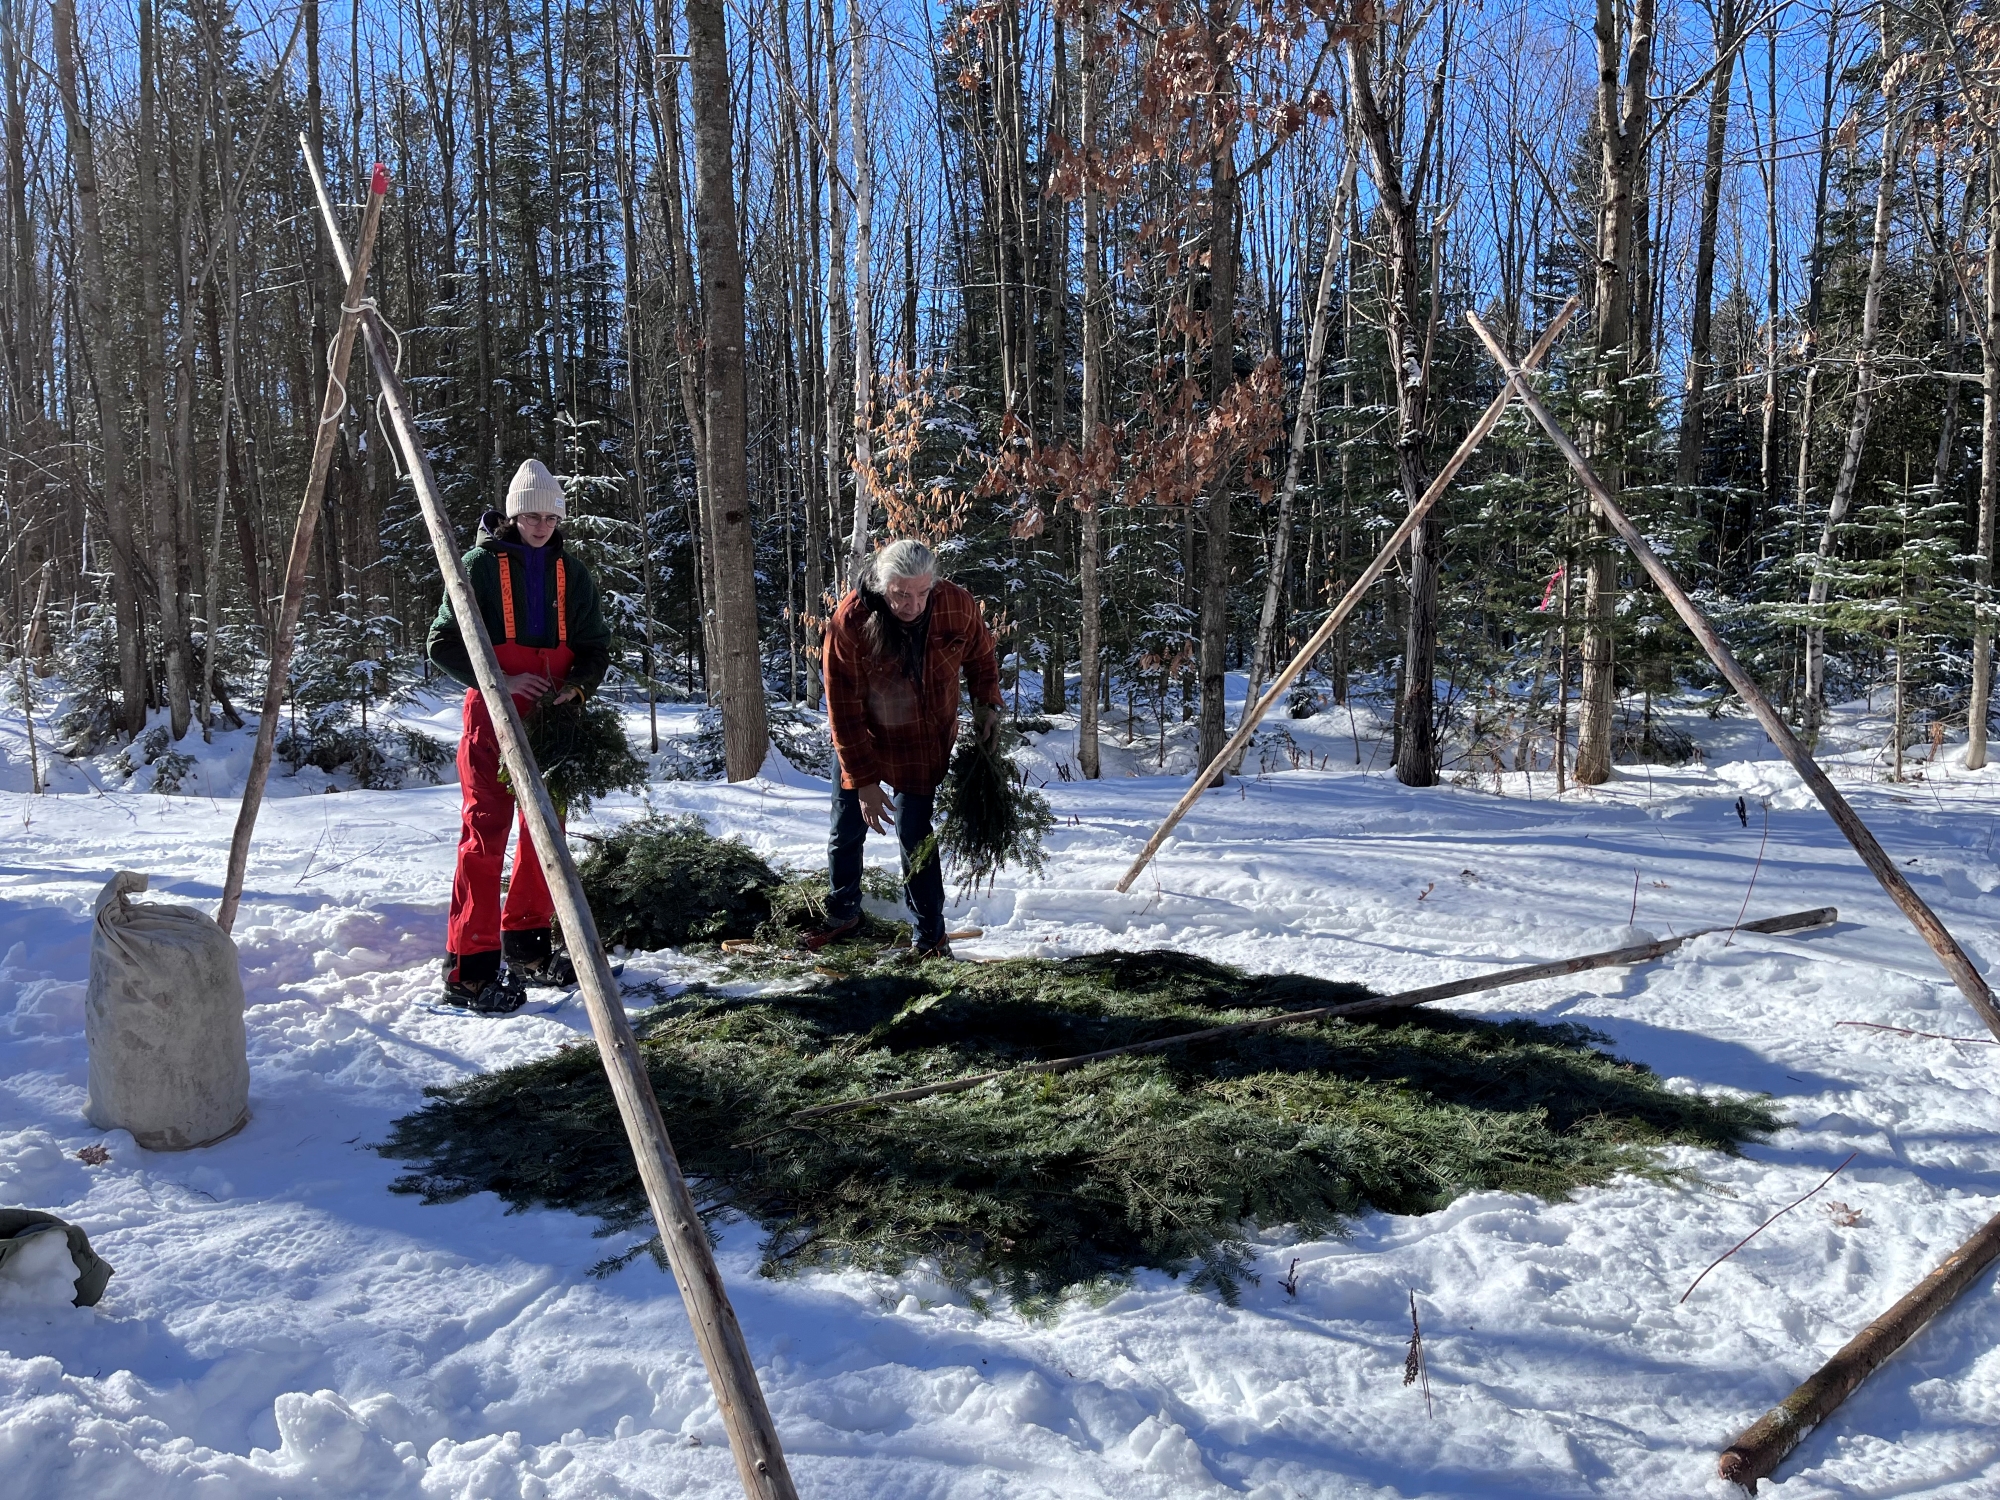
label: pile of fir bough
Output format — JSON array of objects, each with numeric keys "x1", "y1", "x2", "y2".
[
  {"x1": 382, "y1": 949, "x2": 1776, "y2": 1307},
  {"x1": 501, "y1": 691, "x2": 646, "y2": 817},
  {"x1": 578, "y1": 814, "x2": 905, "y2": 953},
  {"x1": 925, "y1": 733, "x2": 1054, "y2": 894}
]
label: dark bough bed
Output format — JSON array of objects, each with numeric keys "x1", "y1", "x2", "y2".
[{"x1": 381, "y1": 950, "x2": 1776, "y2": 1305}]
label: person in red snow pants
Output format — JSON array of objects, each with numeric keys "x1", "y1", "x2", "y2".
[
  {"x1": 425, "y1": 458, "x2": 612, "y2": 1011},
  {"x1": 448, "y1": 637, "x2": 575, "y2": 959}
]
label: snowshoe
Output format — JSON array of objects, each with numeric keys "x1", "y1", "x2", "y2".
[
  {"x1": 440, "y1": 951, "x2": 528, "y2": 1014},
  {"x1": 801, "y1": 913, "x2": 863, "y2": 953},
  {"x1": 503, "y1": 928, "x2": 579, "y2": 989},
  {"x1": 439, "y1": 974, "x2": 528, "y2": 1014},
  {"x1": 901, "y1": 938, "x2": 955, "y2": 965}
]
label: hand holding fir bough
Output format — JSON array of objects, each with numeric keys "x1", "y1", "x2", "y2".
[
  {"x1": 502, "y1": 689, "x2": 644, "y2": 821},
  {"x1": 926, "y1": 730, "x2": 1054, "y2": 897}
]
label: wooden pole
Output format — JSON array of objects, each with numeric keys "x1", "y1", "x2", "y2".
[
  {"x1": 216, "y1": 157, "x2": 387, "y2": 933},
  {"x1": 313, "y1": 170, "x2": 797, "y2": 1500},
  {"x1": 1467, "y1": 311, "x2": 2000, "y2": 1041},
  {"x1": 17, "y1": 563, "x2": 49, "y2": 793},
  {"x1": 778, "y1": 906, "x2": 1835, "y2": 1127},
  {"x1": 1114, "y1": 297, "x2": 1579, "y2": 893},
  {"x1": 1718, "y1": 1208, "x2": 2000, "y2": 1492}
]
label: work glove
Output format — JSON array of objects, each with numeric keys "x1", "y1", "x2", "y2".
[{"x1": 973, "y1": 702, "x2": 1002, "y2": 751}]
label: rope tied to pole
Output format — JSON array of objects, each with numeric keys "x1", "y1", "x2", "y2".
[{"x1": 317, "y1": 293, "x2": 411, "y2": 482}]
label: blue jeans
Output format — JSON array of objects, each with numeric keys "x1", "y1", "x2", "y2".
[{"x1": 828, "y1": 752, "x2": 945, "y2": 948}]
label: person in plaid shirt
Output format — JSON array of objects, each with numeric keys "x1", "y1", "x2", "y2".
[{"x1": 813, "y1": 539, "x2": 1003, "y2": 959}]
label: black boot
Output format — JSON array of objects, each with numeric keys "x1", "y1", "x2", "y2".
[
  {"x1": 441, "y1": 950, "x2": 527, "y2": 1014},
  {"x1": 503, "y1": 928, "x2": 577, "y2": 988}
]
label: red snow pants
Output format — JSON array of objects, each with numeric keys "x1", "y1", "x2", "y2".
[{"x1": 446, "y1": 641, "x2": 575, "y2": 957}]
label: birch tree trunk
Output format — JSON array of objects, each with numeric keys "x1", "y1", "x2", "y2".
[
  {"x1": 615, "y1": 33, "x2": 659, "y2": 751},
  {"x1": 819, "y1": 0, "x2": 853, "y2": 586},
  {"x1": 1757, "y1": 11, "x2": 1782, "y2": 525},
  {"x1": 51, "y1": 0, "x2": 146, "y2": 737},
  {"x1": 139, "y1": 0, "x2": 193, "y2": 737},
  {"x1": 1675, "y1": 0, "x2": 1737, "y2": 501},
  {"x1": 844, "y1": 0, "x2": 876, "y2": 568},
  {"x1": 686, "y1": 0, "x2": 769, "y2": 779},
  {"x1": 1787, "y1": 2, "x2": 1847, "y2": 667},
  {"x1": 1241, "y1": 140, "x2": 1356, "y2": 726},
  {"x1": 1574, "y1": 0, "x2": 1654, "y2": 786},
  {"x1": 1348, "y1": 25, "x2": 1446, "y2": 787},
  {"x1": 1969, "y1": 154, "x2": 1999, "y2": 768},
  {"x1": 1804, "y1": 60, "x2": 1903, "y2": 736},
  {"x1": 1195, "y1": 16, "x2": 1240, "y2": 777},
  {"x1": 1075, "y1": 0, "x2": 1105, "y2": 779},
  {"x1": 646, "y1": 28, "x2": 719, "y2": 685},
  {"x1": 172, "y1": 50, "x2": 209, "y2": 725}
]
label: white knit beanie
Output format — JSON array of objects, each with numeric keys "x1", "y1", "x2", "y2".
[{"x1": 505, "y1": 458, "x2": 568, "y2": 518}]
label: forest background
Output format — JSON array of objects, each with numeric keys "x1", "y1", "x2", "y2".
[{"x1": 3, "y1": 0, "x2": 1996, "y2": 795}]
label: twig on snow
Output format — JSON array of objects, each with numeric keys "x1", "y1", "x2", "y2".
[
  {"x1": 1726, "y1": 802, "x2": 1770, "y2": 946},
  {"x1": 1680, "y1": 1151, "x2": 1859, "y2": 1305},
  {"x1": 1404, "y1": 1290, "x2": 1433, "y2": 1416},
  {"x1": 1835, "y1": 1020, "x2": 2000, "y2": 1046}
]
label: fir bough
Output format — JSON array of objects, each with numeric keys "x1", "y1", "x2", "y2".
[
  {"x1": 577, "y1": 814, "x2": 781, "y2": 949},
  {"x1": 754, "y1": 867, "x2": 908, "y2": 949},
  {"x1": 382, "y1": 951, "x2": 1777, "y2": 1305},
  {"x1": 503, "y1": 693, "x2": 646, "y2": 817},
  {"x1": 928, "y1": 736, "x2": 1054, "y2": 894}
]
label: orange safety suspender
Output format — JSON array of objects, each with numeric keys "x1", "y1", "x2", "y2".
[
  {"x1": 493, "y1": 552, "x2": 567, "y2": 646},
  {"x1": 497, "y1": 554, "x2": 517, "y2": 643}
]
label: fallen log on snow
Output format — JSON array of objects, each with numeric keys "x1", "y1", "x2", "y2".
[
  {"x1": 1718, "y1": 1207, "x2": 2000, "y2": 1492},
  {"x1": 779, "y1": 906, "x2": 1835, "y2": 1127}
]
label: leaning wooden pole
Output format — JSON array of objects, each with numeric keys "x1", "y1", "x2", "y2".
[
  {"x1": 1467, "y1": 311, "x2": 2000, "y2": 1041},
  {"x1": 1114, "y1": 297, "x2": 1579, "y2": 893},
  {"x1": 312, "y1": 168, "x2": 796, "y2": 1500},
  {"x1": 1718, "y1": 1208, "x2": 2000, "y2": 1491},
  {"x1": 216, "y1": 158, "x2": 387, "y2": 934},
  {"x1": 780, "y1": 906, "x2": 1835, "y2": 1127}
]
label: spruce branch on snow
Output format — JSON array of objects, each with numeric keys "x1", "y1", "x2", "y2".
[{"x1": 382, "y1": 951, "x2": 1777, "y2": 1305}]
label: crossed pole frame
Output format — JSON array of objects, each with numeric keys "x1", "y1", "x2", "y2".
[
  {"x1": 1114, "y1": 298, "x2": 1581, "y2": 892},
  {"x1": 298, "y1": 155, "x2": 798, "y2": 1500},
  {"x1": 1465, "y1": 311, "x2": 2000, "y2": 1041}
]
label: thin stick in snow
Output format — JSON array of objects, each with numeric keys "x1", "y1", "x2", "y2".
[
  {"x1": 1403, "y1": 1290, "x2": 1433, "y2": 1417},
  {"x1": 1718, "y1": 1208, "x2": 2000, "y2": 1491},
  {"x1": 1834, "y1": 1020, "x2": 2000, "y2": 1046},
  {"x1": 1726, "y1": 803, "x2": 1769, "y2": 946},
  {"x1": 1680, "y1": 1151, "x2": 1856, "y2": 1306}
]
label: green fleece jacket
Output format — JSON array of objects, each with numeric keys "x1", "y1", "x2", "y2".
[{"x1": 425, "y1": 511, "x2": 613, "y2": 697}]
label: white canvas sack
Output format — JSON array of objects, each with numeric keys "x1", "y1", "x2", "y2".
[{"x1": 86, "y1": 871, "x2": 250, "y2": 1151}]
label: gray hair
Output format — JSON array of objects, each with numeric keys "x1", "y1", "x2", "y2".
[{"x1": 866, "y1": 539, "x2": 936, "y2": 589}]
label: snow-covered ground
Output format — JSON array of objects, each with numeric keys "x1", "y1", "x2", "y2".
[{"x1": 5, "y1": 681, "x2": 2000, "y2": 1498}]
